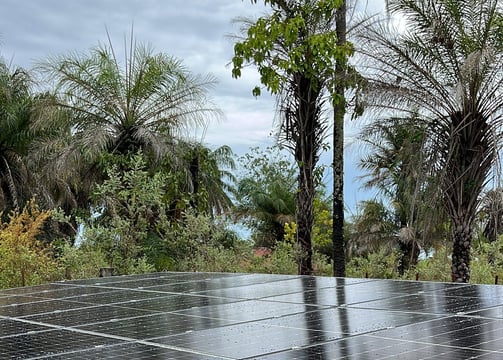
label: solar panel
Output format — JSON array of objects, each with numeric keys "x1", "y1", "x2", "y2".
[{"x1": 2, "y1": 272, "x2": 503, "y2": 359}]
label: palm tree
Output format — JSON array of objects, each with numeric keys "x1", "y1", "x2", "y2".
[
  {"x1": 479, "y1": 188, "x2": 503, "y2": 243},
  {"x1": 237, "y1": 176, "x2": 296, "y2": 248},
  {"x1": 180, "y1": 142, "x2": 236, "y2": 217},
  {"x1": 358, "y1": 0, "x2": 503, "y2": 282},
  {"x1": 38, "y1": 37, "x2": 220, "y2": 195},
  {"x1": 358, "y1": 116, "x2": 428, "y2": 273},
  {"x1": 235, "y1": 147, "x2": 296, "y2": 248},
  {"x1": 0, "y1": 60, "x2": 34, "y2": 213},
  {"x1": 348, "y1": 199, "x2": 398, "y2": 258}
]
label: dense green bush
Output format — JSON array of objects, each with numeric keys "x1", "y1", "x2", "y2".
[
  {"x1": 346, "y1": 250, "x2": 399, "y2": 279},
  {"x1": 402, "y1": 248, "x2": 451, "y2": 282},
  {"x1": 57, "y1": 242, "x2": 109, "y2": 280}
]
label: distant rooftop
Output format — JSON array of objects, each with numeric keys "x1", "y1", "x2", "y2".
[{"x1": 2, "y1": 272, "x2": 503, "y2": 359}]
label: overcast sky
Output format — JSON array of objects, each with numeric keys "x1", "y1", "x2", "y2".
[{"x1": 0, "y1": 0, "x2": 384, "y2": 213}]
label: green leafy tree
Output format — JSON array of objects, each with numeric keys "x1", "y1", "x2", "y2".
[
  {"x1": 312, "y1": 195, "x2": 334, "y2": 260},
  {"x1": 232, "y1": 0, "x2": 353, "y2": 274},
  {"x1": 163, "y1": 210, "x2": 242, "y2": 272},
  {"x1": 80, "y1": 150, "x2": 235, "y2": 274},
  {"x1": 359, "y1": 0, "x2": 503, "y2": 282},
  {"x1": 82, "y1": 153, "x2": 166, "y2": 274}
]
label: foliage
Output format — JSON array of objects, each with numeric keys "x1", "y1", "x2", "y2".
[
  {"x1": 175, "y1": 242, "x2": 246, "y2": 274},
  {"x1": 235, "y1": 146, "x2": 296, "y2": 247},
  {"x1": 59, "y1": 150, "x2": 237, "y2": 276},
  {"x1": 470, "y1": 237, "x2": 503, "y2": 284},
  {"x1": 81, "y1": 153, "x2": 168, "y2": 274},
  {"x1": 342, "y1": 234, "x2": 503, "y2": 284},
  {"x1": 346, "y1": 250, "x2": 400, "y2": 279},
  {"x1": 0, "y1": 59, "x2": 35, "y2": 214},
  {"x1": 0, "y1": 201, "x2": 59, "y2": 288},
  {"x1": 233, "y1": 0, "x2": 355, "y2": 275},
  {"x1": 245, "y1": 240, "x2": 300, "y2": 275},
  {"x1": 478, "y1": 188, "x2": 503, "y2": 243},
  {"x1": 233, "y1": 0, "x2": 352, "y2": 98},
  {"x1": 348, "y1": 200, "x2": 397, "y2": 257},
  {"x1": 403, "y1": 248, "x2": 452, "y2": 283},
  {"x1": 312, "y1": 196, "x2": 333, "y2": 259},
  {"x1": 243, "y1": 230, "x2": 331, "y2": 276},
  {"x1": 160, "y1": 209, "x2": 242, "y2": 272},
  {"x1": 357, "y1": 115, "x2": 445, "y2": 274},
  {"x1": 41, "y1": 38, "x2": 219, "y2": 163},
  {"x1": 284, "y1": 196, "x2": 334, "y2": 259},
  {"x1": 34, "y1": 36, "x2": 221, "y2": 224},
  {"x1": 175, "y1": 142, "x2": 236, "y2": 217},
  {"x1": 57, "y1": 242, "x2": 109, "y2": 280},
  {"x1": 358, "y1": 0, "x2": 503, "y2": 282}
]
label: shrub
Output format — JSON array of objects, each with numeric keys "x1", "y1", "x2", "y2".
[
  {"x1": 57, "y1": 242, "x2": 109, "y2": 280},
  {"x1": 403, "y1": 247, "x2": 451, "y2": 282},
  {"x1": 0, "y1": 201, "x2": 59, "y2": 288},
  {"x1": 346, "y1": 250, "x2": 400, "y2": 279}
]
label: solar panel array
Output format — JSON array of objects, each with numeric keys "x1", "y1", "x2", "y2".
[{"x1": 2, "y1": 272, "x2": 503, "y2": 359}]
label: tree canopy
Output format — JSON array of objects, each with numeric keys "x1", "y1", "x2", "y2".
[{"x1": 358, "y1": 0, "x2": 503, "y2": 282}]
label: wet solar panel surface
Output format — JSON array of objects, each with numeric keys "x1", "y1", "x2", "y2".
[{"x1": 2, "y1": 272, "x2": 503, "y2": 359}]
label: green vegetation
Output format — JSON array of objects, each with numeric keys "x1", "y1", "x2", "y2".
[
  {"x1": 232, "y1": 0, "x2": 354, "y2": 275},
  {"x1": 0, "y1": 0, "x2": 502, "y2": 288},
  {"x1": 359, "y1": 0, "x2": 503, "y2": 282}
]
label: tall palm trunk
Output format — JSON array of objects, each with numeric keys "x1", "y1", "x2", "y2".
[
  {"x1": 332, "y1": 0, "x2": 347, "y2": 277},
  {"x1": 296, "y1": 161, "x2": 315, "y2": 275},
  {"x1": 443, "y1": 110, "x2": 492, "y2": 282},
  {"x1": 292, "y1": 74, "x2": 321, "y2": 276}
]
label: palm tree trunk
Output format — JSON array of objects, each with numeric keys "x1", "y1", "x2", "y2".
[
  {"x1": 297, "y1": 161, "x2": 314, "y2": 275},
  {"x1": 451, "y1": 218, "x2": 472, "y2": 282},
  {"x1": 2, "y1": 156, "x2": 20, "y2": 210},
  {"x1": 189, "y1": 152, "x2": 199, "y2": 211},
  {"x1": 294, "y1": 75, "x2": 319, "y2": 276},
  {"x1": 332, "y1": 0, "x2": 347, "y2": 277},
  {"x1": 398, "y1": 240, "x2": 420, "y2": 276}
]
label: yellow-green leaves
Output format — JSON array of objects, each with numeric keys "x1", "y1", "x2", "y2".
[
  {"x1": 232, "y1": 0, "x2": 353, "y2": 99},
  {"x1": 0, "y1": 200, "x2": 57, "y2": 288}
]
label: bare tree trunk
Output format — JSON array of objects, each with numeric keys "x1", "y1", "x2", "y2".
[{"x1": 332, "y1": 0, "x2": 347, "y2": 277}]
